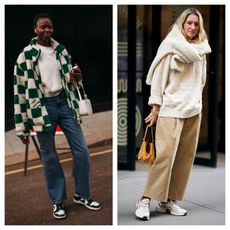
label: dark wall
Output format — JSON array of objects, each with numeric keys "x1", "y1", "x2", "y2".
[{"x1": 5, "y1": 5, "x2": 112, "y2": 131}]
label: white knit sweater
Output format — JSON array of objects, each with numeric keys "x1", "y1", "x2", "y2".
[
  {"x1": 147, "y1": 25, "x2": 211, "y2": 118},
  {"x1": 37, "y1": 44, "x2": 63, "y2": 97}
]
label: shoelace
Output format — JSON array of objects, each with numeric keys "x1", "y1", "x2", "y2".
[
  {"x1": 80, "y1": 197, "x2": 95, "y2": 206},
  {"x1": 87, "y1": 199, "x2": 94, "y2": 205},
  {"x1": 53, "y1": 203, "x2": 64, "y2": 212},
  {"x1": 139, "y1": 199, "x2": 150, "y2": 209}
]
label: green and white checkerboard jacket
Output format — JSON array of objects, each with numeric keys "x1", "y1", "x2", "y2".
[{"x1": 14, "y1": 37, "x2": 81, "y2": 138}]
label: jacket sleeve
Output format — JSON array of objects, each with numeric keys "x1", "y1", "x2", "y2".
[
  {"x1": 13, "y1": 53, "x2": 30, "y2": 138},
  {"x1": 63, "y1": 49, "x2": 82, "y2": 90},
  {"x1": 148, "y1": 54, "x2": 172, "y2": 106},
  {"x1": 62, "y1": 48, "x2": 73, "y2": 84}
]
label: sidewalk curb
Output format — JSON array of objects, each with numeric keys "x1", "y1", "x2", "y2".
[
  {"x1": 5, "y1": 110, "x2": 112, "y2": 166},
  {"x1": 5, "y1": 138, "x2": 112, "y2": 167}
]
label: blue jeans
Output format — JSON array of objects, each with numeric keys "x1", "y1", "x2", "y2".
[{"x1": 36, "y1": 90, "x2": 91, "y2": 204}]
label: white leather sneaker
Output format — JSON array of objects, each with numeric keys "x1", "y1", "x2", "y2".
[
  {"x1": 135, "y1": 198, "x2": 150, "y2": 220},
  {"x1": 156, "y1": 200, "x2": 187, "y2": 216}
]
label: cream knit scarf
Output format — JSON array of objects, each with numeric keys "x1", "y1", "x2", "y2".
[{"x1": 146, "y1": 25, "x2": 211, "y2": 85}]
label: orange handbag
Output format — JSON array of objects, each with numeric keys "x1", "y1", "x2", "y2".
[{"x1": 137, "y1": 125, "x2": 156, "y2": 164}]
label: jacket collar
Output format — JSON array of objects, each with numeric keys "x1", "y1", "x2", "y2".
[
  {"x1": 29, "y1": 37, "x2": 65, "y2": 61},
  {"x1": 30, "y1": 37, "x2": 61, "y2": 49}
]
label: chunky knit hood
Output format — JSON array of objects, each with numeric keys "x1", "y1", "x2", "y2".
[{"x1": 146, "y1": 25, "x2": 211, "y2": 85}]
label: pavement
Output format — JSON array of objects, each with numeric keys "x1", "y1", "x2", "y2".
[
  {"x1": 5, "y1": 110, "x2": 112, "y2": 166},
  {"x1": 5, "y1": 145, "x2": 112, "y2": 225},
  {"x1": 4, "y1": 110, "x2": 112, "y2": 225},
  {"x1": 118, "y1": 153, "x2": 225, "y2": 225},
  {"x1": 4, "y1": 110, "x2": 227, "y2": 226}
]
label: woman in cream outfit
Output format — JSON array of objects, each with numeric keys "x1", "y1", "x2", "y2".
[{"x1": 135, "y1": 8, "x2": 211, "y2": 220}]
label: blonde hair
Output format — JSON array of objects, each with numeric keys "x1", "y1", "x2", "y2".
[{"x1": 174, "y1": 8, "x2": 207, "y2": 43}]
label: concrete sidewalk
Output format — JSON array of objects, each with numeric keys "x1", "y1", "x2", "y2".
[
  {"x1": 118, "y1": 154, "x2": 225, "y2": 225},
  {"x1": 5, "y1": 110, "x2": 112, "y2": 166},
  {"x1": 5, "y1": 110, "x2": 113, "y2": 225},
  {"x1": 5, "y1": 145, "x2": 112, "y2": 225}
]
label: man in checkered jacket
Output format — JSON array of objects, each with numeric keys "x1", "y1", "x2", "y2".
[{"x1": 13, "y1": 13, "x2": 101, "y2": 219}]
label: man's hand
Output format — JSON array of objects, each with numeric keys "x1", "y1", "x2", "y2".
[{"x1": 19, "y1": 136, "x2": 30, "y2": 144}]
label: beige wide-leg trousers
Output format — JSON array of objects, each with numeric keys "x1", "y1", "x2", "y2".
[{"x1": 143, "y1": 113, "x2": 202, "y2": 202}]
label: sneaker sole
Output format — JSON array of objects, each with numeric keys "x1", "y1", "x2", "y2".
[
  {"x1": 53, "y1": 213, "x2": 67, "y2": 219},
  {"x1": 73, "y1": 198, "x2": 101, "y2": 211},
  {"x1": 156, "y1": 206, "x2": 187, "y2": 216},
  {"x1": 136, "y1": 215, "x2": 150, "y2": 221},
  {"x1": 135, "y1": 210, "x2": 150, "y2": 221}
]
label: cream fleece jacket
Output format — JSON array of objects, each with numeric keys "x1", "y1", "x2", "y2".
[{"x1": 147, "y1": 25, "x2": 211, "y2": 118}]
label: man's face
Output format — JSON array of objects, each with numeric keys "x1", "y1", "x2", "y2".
[{"x1": 34, "y1": 17, "x2": 53, "y2": 44}]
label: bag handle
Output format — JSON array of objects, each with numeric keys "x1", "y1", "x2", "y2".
[
  {"x1": 80, "y1": 82, "x2": 88, "y2": 99},
  {"x1": 150, "y1": 126, "x2": 154, "y2": 142},
  {"x1": 76, "y1": 85, "x2": 83, "y2": 101},
  {"x1": 143, "y1": 125, "x2": 149, "y2": 140},
  {"x1": 76, "y1": 82, "x2": 88, "y2": 100},
  {"x1": 143, "y1": 125, "x2": 154, "y2": 142},
  {"x1": 71, "y1": 64, "x2": 88, "y2": 100}
]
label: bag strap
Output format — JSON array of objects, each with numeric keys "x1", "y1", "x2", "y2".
[
  {"x1": 150, "y1": 126, "x2": 154, "y2": 142},
  {"x1": 76, "y1": 82, "x2": 88, "y2": 100},
  {"x1": 143, "y1": 125, "x2": 150, "y2": 140},
  {"x1": 143, "y1": 125, "x2": 154, "y2": 142},
  {"x1": 80, "y1": 83, "x2": 88, "y2": 99},
  {"x1": 76, "y1": 85, "x2": 83, "y2": 101}
]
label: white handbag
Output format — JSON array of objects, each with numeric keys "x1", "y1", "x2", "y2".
[{"x1": 76, "y1": 83, "x2": 93, "y2": 116}]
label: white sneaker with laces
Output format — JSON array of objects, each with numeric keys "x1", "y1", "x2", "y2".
[
  {"x1": 135, "y1": 198, "x2": 150, "y2": 220},
  {"x1": 156, "y1": 200, "x2": 187, "y2": 216}
]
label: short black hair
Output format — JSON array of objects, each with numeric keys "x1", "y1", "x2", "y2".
[{"x1": 33, "y1": 13, "x2": 53, "y2": 27}]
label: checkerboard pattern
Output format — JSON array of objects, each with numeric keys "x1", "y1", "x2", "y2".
[{"x1": 14, "y1": 37, "x2": 81, "y2": 138}]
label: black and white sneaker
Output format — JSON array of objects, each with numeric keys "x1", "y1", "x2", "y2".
[
  {"x1": 73, "y1": 194, "x2": 101, "y2": 210},
  {"x1": 53, "y1": 203, "x2": 66, "y2": 219}
]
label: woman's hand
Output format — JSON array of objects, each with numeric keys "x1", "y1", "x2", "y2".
[
  {"x1": 145, "y1": 105, "x2": 160, "y2": 127},
  {"x1": 69, "y1": 64, "x2": 83, "y2": 83},
  {"x1": 19, "y1": 136, "x2": 30, "y2": 144},
  {"x1": 144, "y1": 112, "x2": 158, "y2": 127}
]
